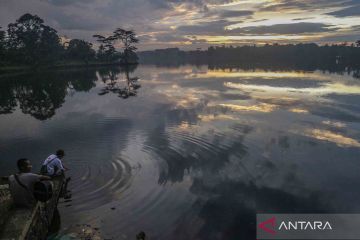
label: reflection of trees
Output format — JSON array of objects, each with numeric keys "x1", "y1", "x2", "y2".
[
  {"x1": 15, "y1": 73, "x2": 68, "y2": 120},
  {"x1": 0, "y1": 69, "x2": 98, "y2": 120},
  {"x1": 17, "y1": 89, "x2": 60, "y2": 120},
  {"x1": 0, "y1": 66, "x2": 140, "y2": 120},
  {"x1": 67, "y1": 70, "x2": 97, "y2": 92},
  {"x1": 353, "y1": 69, "x2": 360, "y2": 79},
  {"x1": 0, "y1": 80, "x2": 17, "y2": 114},
  {"x1": 98, "y1": 65, "x2": 141, "y2": 99}
]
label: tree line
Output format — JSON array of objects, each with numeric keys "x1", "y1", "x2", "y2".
[
  {"x1": 138, "y1": 43, "x2": 360, "y2": 71},
  {"x1": 0, "y1": 13, "x2": 139, "y2": 67}
]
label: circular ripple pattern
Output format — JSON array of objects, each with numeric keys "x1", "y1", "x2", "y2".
[
  {"x1": 61, "y1": 156, "x2": 134, "y2": 212},
  {"x1": 55, "y1": 118, "x2": 256, "y2": 239}
]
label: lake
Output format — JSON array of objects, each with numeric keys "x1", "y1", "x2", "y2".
[{"x1": 0, "y1": 65, "x2": 360, "y2": 239}]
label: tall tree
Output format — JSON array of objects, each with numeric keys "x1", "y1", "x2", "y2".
[
  {"x1": 93, "y1": 34, "x2": 118, "y2": 62},
  {"x1": 67, "y1": 39, "x2": 95, "y2": 63},
  {"x1": 112, "y1": 28, "x2": 139, "y2": 64},
  {"x1": 0, "y1": 27, "x2": 6, "y2": 64},
  {"x1": 7, "y1": 13, "x2": 62, "y2": 65}
]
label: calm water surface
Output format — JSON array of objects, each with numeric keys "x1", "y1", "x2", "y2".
[{"x1": 1, "y1": 65, "x2": 360, "y2": 239}]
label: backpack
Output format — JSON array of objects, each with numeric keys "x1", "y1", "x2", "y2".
[
  {"x1": 40, "y1": 157, "x2": 57, "y2": 175},
  {"x1": 33, "y1": 181, "x2": 53, "y2": 202},
  {"x1": 14, "y1": 174, "x2": 53, "y2": 202}
]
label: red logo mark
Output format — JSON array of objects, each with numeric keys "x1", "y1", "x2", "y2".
[{"x1": 258, "y1": 217, "x2": 276, "y2": 235}]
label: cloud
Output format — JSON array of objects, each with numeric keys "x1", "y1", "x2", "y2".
[
  {"x1": 45, "y1": 0, "x2": 97, "y2": 6},
  {"x1": 230, "y1": 22, "x2": 337, "y2": 35},
  {"x1": 177, "y1": 22, "x2": 336, "y2": 36},
  {"x1": 292, "y1": 17, "x2": 313, "y2": 21},
  {"x1": 317, "y1": 31, "x2": 360, "y2": 43},
  {"x1": 260, "y1": 0, "x2": 349, "y2": 12},
  {"x1": 52, "y1": 12, "x2": 107, "y2": 31},
  {"x1": 0, "y1": 0, "x2": 359, "y2": 49},
  {"x1": 327, "y1": 5, "x2": 360, "y2": 17},
  {"x1": 177, "y1": 20, "x2": 239, "y2": 35},
  {"x1": 155, "y1": 33, "x2": 189, "y2": 42},
  {"x1": 219, "y1": 10, "x2": 253, "y2": 18},
  {"x1": 166, "y1": 0, "x2": 236, "y2": 6},
  {"x1": 260, "y1": 0, "x2": 309, "y2": 11}
]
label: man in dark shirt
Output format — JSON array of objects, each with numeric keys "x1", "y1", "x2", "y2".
[{"x1": 8, "y1": 158, "x2": 51, "y2": 208}]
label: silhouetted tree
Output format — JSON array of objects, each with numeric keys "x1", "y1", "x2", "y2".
[
  {"x1": 0, "y1": 14, "x2": 144, "y2": 67},
  {"x1": 139, "y1": 43, "x2": 360, "y2": 70},
  {"x1": 7, "y1": 13, "x2": 62, "y2": 66},
  {"x1": 356, "y1": 40, "x2": 360, "y2": 48},
  {"x1": 66, "y1": 39, "x2": 95, "y2": 63},
  {"x1": 93, "y1": 34, "x2": 120, "y2": 62},
  {"x1": 112, "y1": 28, "x2": 139, "y2": 64},
  {"x1": 0, "y1": 27, "x2": 6, "y2": 65}
]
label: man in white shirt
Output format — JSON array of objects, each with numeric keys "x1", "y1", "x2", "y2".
[
  {"x1": 42, "y1": 149, "x2": 68, "y2": 176},
  {"x1": 8, "y1": 158, "x2": 51, "y2": 208},
  {"x1": 42, "y1": 149, "x2": 71, "y2": 199}
]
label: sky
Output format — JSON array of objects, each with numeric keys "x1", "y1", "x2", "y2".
[{"x1": 0, "y1": 0, "x2": 360, "y2": 50}]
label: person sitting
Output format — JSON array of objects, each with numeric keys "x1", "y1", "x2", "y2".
[
  {"x1": 8, "y1": 158, "x2": 51, "y2": 208},
  {"x1": 41, "y1": 149, "x2": 68, "y2": 177},
  {"x1": 42, "y1": 149, "x2": 71, "y2": 199}
]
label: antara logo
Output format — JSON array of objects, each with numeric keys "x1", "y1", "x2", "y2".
[
  {"x1": 258, "y1": 217, "x2": 277, "y2": 235},
  {"x1": 279, "y1": 221, "x2": 332, "y2": 230},
  {"x1": 258, "y1": 217, "x2": 333, "y2": 235}
]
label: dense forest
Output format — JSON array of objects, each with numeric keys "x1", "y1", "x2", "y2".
[
  {"x1": 0, "y1": 13, "x2": 139, "y2": 68},
  {"x1": 138, "y1": 43, "x2": 360, "y2": 71}
]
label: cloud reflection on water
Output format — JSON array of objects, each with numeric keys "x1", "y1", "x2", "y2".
[{"x1": 1, "y1": 65, "x2": 360, "y2": 239}]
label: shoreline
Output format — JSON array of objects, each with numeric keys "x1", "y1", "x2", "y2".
[{"x1": 0, "y1": 61, "x2": 138, "y2": 75}]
